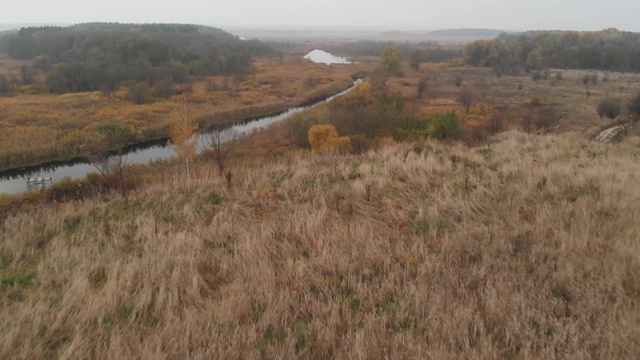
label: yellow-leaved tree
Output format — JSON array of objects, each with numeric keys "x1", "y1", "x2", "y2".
[
  {"x1": 308, "y1": 124, "x2": 352, "y2": 153},
  {"x1": 168, "y1": 99, "x2": 198, "y2": 180}
]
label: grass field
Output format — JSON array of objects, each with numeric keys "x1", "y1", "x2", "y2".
[
  {"x1": 1, "y1": 131, "x2": 639, "y2": 358},
  {"x1": 390, "y1": 63, "x2": 640, "y2": 137}
]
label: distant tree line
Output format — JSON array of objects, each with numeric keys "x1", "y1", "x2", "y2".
[
  {"x1": 332, "y1": 40, "x2": 462, "y2": 63},
  {"x1": 464, "y1": 28, "x2": 640, "y2": 72},
  {"x1": 0, "y1": 23, "x2": 273, "y2": 94}
]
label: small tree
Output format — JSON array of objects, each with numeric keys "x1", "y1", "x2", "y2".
[
  {"x1": 20, "y1": 64, "x2": 32, "y2": 85},
  {"x1": 0, "y1": 75, "x2": 10, "y2": 94},
  {"x1": 88, "y1": 122, "x2": 136, "y2": 198},
  {"x1": 308, "y1": 124, "x2": 351, "y2": 152},
  {"x1": 409, "y1": 49, "x2": 425, "y2": 71},
  {"x1": 596, "y1": 97, "x2": 622, "y2": 121},
  {"x1": 154, "y1": 78, "x2": 174, "y2": 99},
  {"x1": 129, "y1": 82, "x2": 151, "y2": 105},
  {"x1": 203, "y1": 127, "x2": 238, "y2": 175},
  {"x1": 380, "y1": 47, "x2": 402, "y2": 75},
  {"x1": 168, "y1": 99, "x2": 198, "y2": 180},
  {"x1": 454, "y1": 74, "x2": 463, "y2": 88},
  {"x1": 628, "y1": 92, "x2": 640, "y2": 122},
  {"x1": 417, "y1": 77, "x2": 428, "y2": 99},
  {"x1": 458, "y1": 85, "x2": 477, "y2": 113}
]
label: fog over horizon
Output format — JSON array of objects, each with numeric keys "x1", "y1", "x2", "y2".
[{"x1": 1, "y1": 0, "x2": 639, "y2": 33}]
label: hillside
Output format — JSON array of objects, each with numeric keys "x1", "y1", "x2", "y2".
[
  {"x1": 1, "y1": 131, "x2": 639, "y2": 358},
  {"x1": 465, "y1": 28, "x2": 640, "y2": 71},
  {"x1": 0, "y1": 23, "x2": 272, "y2": 94}
]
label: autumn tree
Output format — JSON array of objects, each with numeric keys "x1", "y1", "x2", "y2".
[
  {"x1": 380, "y1": 47, "x2": 402, "y2": 75},
  {"x1": 308, "y1": 124, "x2": 351, "y2": 152},
  {"x1": 596, "y1": 97, "x2": 622, "y2": 121},
  {"x1": 168, "y1": 99, "x2": 198, "y2": 180}
]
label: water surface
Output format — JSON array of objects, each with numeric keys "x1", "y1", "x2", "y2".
[{"x1": 304, "y1": 49, "x2": 352, "y2": 65}]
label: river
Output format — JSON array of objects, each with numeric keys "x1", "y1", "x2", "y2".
[{"x1": 0, "y1": 80, "x2": 357, "y2": 194}]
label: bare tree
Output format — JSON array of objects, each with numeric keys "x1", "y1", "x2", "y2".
[
  {"x1": 203, "y1": 128, "x2": 238, "y2": 175},
  {"x1": 417, "y1": 77, "x2": 428, "y2": 99},
  {"x1": 168, "y1": 99, "x2": 198, "y2": 180},
  {"x1": 87, "y1": 122, "x2": 135, "y2": 197},
  {"x1": 454, "y1": 74, "x2": 463, "y2": 88},
  {"x1": 458, "y1": 85, "x2": 477, "y2": 113}
]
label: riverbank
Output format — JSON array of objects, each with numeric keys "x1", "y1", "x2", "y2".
[
  {"x1": 0, "y1": 81, "x2": 355, "y2": 175},
  {"x1": 0, "y1": 80, "x2": 359, "y2": 194},
  {"x1": 0, "y1": 56, "x2": 370, "y2": 172}
]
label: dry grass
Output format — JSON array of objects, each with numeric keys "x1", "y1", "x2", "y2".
[
  {"x1": 1, "y1": 131, "x2": 639, "y2": 359},
  {"x1": 381, "y1": 64, "x2": 640, "y2": 137}
]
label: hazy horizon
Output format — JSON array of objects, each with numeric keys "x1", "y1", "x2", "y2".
[{"x1": 1, "y1": 0, "x2": 639, "y2": 33}]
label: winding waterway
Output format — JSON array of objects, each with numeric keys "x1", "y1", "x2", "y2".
[{"x1": 0, "y1": 80, "x2": 357, "y2": 194}]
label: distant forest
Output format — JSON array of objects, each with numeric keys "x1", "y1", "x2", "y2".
[
  {"x1": 464, "y1": 28, "x2": 640, "y2": 72},
  {"x1": 0, "y1": 23, "x2": 273, "y2": 94},
  {"x1": 331, "y1": 40, "x2": 463, "y2": 63}
]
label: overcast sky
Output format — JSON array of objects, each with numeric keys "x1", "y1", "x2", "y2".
[{"x1": 1, "y1": 0, "x2": 639, "y2": 32}]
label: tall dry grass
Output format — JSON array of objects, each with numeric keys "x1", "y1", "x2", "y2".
[{"x1": 1, "y1": 131, "x2": 639, "y2": 359}]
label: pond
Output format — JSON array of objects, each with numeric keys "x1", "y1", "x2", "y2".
[
  {"x1": 304, "y1": 49, "x2": 353, "y2": 65},
  {"x1": 0, "y1": 83, "x2": 357, "y2": 195}
]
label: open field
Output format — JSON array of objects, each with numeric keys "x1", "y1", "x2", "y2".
[
  {"x1": 0, "y1": 56, "x2": 370, "y2": 171},
  {"x1": 385, "y1": 63, "x2": 640, "y2": 138},
  {"x1": 1, "y1": 131, "x2": 639, "y2": 358}
]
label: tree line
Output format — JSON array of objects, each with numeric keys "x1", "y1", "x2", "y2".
[
  {"x1": 0, "y1": 23, "x2": 273, "y2": 94},
  {"x1": 332, "y1": 40, "x2": 462, "y2": 63},
  {"x1": 464, "y1": 28, "x2": 640, "y2": 72}
]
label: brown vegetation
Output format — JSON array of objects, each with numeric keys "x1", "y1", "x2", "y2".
[{"x1": 1, "y1": 132, "x2": 639, "y2": 358}]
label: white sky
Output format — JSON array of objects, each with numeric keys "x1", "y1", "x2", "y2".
[{"x1": 1, "y1": 0, "x2": 639, "y2": 32}]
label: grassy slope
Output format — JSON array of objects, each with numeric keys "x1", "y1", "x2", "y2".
[{"x1": 1, "y1": 131, "x2": 639, "y2": 359}]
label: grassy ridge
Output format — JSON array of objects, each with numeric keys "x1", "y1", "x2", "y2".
[{"x1": 1, "y1": 131, "x2": 639, "y2": 358}]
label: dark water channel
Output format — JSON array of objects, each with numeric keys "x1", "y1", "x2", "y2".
[{"x1": 0, "y1": 82, "x2": 356, "y2": 194}]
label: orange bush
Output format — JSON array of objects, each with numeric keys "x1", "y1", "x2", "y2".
[{"x1": 308, "y1": 124, "x2": 352, "y2": 152}]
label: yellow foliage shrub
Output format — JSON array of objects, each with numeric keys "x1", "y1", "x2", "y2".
[
  {"x1": 308, "y1": 124, "x2": 352, "y2": 152},
  {"x1": 525, "y1": 97, "x2": 546, "y2": 106}
]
